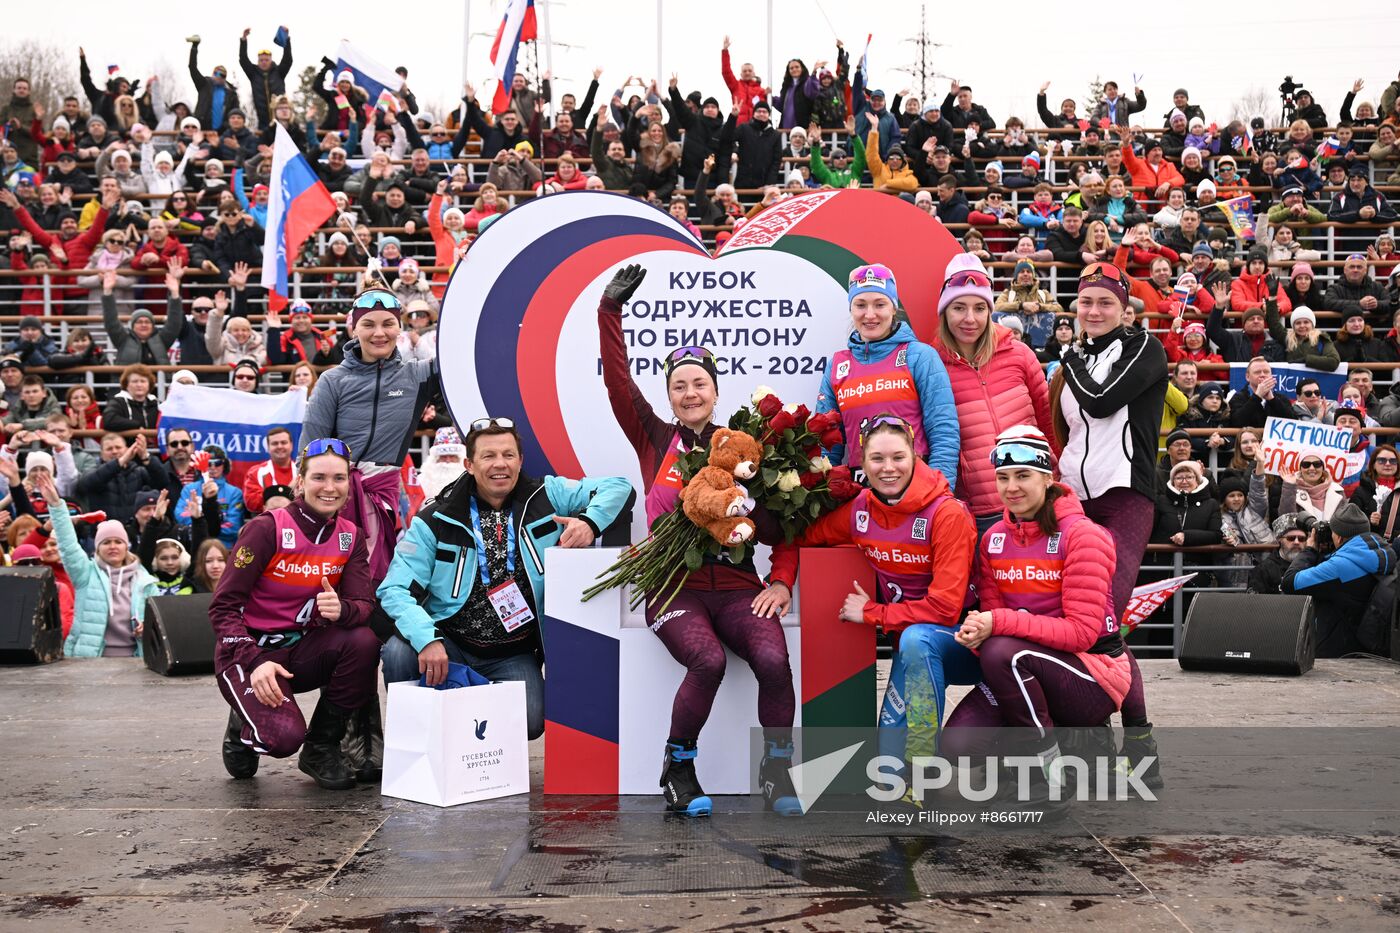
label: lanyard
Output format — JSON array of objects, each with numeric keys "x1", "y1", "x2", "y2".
[{"x1": 469, "y1": 497, "x2": 515, "y2": 587}]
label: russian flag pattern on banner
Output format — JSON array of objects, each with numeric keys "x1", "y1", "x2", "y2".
[
  {"x1": 261, "y1": 125, "x2": 336, "y2": 312},
  {"x1": 159, "y1": 383, "x2": 308, "y2": 491},
  {"x1": 333, "y1": 40, "x2": 403, "y2": 107},
  {"x1": 158, "y1": 384, "x2": 308, "y2": 463},
  {"x1": 490, "y1": 0, "x2": 538, "y2": 114}
]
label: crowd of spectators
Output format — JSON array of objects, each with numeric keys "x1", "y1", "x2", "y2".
[{"x1": 0, "y1": 32, "x2": 1398, "y2": 653}]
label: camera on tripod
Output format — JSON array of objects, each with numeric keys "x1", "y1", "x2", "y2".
[{"x1": 1278, "y1": 76, "x2": 1304, "y2": 124}]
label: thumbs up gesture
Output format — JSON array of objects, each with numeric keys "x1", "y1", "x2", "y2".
[
  {"x1": 316, "y1": 576, "x2": 342, "y2": 622},
  {"x1": 839, "y1": 581, "x2": 871, "y2": 623}
]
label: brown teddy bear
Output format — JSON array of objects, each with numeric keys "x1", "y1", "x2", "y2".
[{"x1": 681, "y1": 428, "x2": 764, "y2": 546}]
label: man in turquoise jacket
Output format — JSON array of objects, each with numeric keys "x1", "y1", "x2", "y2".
[{"x1": 377, "y1": 419, "x2": 633, "y2": 739}]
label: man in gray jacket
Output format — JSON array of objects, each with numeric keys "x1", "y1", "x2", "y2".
[{"x1": 101, "y1": 262, "x2": 187, "y2": 365}]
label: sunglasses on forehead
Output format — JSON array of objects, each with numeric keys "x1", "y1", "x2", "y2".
[
  {"x1": 945, "y1": 269, "x2": 991, "y2": 289},
  {"x1": 859, "y1": 413, "x2": 912, "y2": 440},
  {"x1": 352, "y1": 291, "x2": 401, "y2": 312},
  {"x1": 849, "y1": 263, "x2": 895, "y2": 286},
  {"x1": 470, "y1": 417, "x2": 515, "y2": 431},
  {"x1": 1080, "y1": 262, "x2": 1125, "y2": 284},
  {"x1": 304, "y1": 437, "x2": 352, "y2": 459}
]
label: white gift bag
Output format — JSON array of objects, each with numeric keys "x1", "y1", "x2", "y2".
[{"x1": 381, "y1": 680, "x2": 530, "y2": 807}]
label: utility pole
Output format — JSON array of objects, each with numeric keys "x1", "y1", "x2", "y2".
[{"x1": 896, "y1": 4, "x2": 946, "y2": 103}]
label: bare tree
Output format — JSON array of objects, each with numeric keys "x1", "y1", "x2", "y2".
[
  {"x1": 1230, "y1": 87, "x2": 1272, "y2": 125},
  {"x1": 0, "y1": 39, "x2": 77, "y2": 112}
]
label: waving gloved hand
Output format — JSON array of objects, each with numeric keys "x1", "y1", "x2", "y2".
[{"x1": 603, "y1": 263, "x2": 647, "y2": 305}]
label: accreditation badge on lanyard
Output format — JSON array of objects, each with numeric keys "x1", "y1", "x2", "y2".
[{"x1": 470, "y1": 498, "x2": 535, "y2": 632}]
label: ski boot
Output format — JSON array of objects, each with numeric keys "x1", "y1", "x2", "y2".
[
  {"x1": 660, "y1": 740, "x2": 712, "y2": 817},
  {"x1": 221, "y1": 709, "x2": 258, "y2": 779},
  {"x1": 298, "y1": 699, "x2": 357, "y2": 790},
  {"x1": 1118, "y1": 722, "x2": 1165, "y2": 789},
  {"x1": 759, "y1": 739, "x2": 802, "y2": 816}
]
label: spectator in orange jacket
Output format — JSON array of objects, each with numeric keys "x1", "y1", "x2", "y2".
[
  {"x1": 240, "y1": 427, "x2": 296, "y2": 514},
  {"x1": 1118, "y1": 130, "x2": 1184, "y2": 204}
]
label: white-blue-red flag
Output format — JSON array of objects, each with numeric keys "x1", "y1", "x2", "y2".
[
  {"x1": 333, "y1": 40, "x2": 402, "y2": 106},
  {"x1": 490, "y1": 0, "x2": 538, "y2": 114},
  {"x1": 261, "y1": 125, "x2": 335, "y2": 312}
]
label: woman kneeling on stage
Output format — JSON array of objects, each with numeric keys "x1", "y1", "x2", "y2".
[
  {"x1": 941, "y1": 427, "x2": 1138, "y2": 807},
  {"x1": 209, "y1": 438, "x2": 381, "y2": 789}
]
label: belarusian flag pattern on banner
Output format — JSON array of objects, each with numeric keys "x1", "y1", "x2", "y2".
[{"x1": 1122, "y1": 573, "x2": 1197, "y2": 633}]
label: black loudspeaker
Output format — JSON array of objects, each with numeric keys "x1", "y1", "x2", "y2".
[
  {"x1": 142, "y1": 594, "x2": 216, "y2": 676},
  {"x1": 0, "y1": 566, "x2": 62, "y2": 663},
  {"x1": 1179, "y1": 592, "x2": 1315, "y2": 675}
]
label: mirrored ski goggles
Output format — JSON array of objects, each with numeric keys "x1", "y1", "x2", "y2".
[
  {"x1": 351, "y1": 290, "x2": 401, "y2": 312},
  {"x1": 990, "y1": 442, "x2": 1053, "y2": 474},
  {"x1": 304, "y1": 437, "x2": 352, "y2": 460},
  {"x1": 668, "y1": 346, "x2": 716, "y2": 365},
  {"x1": 944, "y1": 269, "x2": 992, "y2": 289},
  {"x1": 848, "y1": 263, "x2": 896, "y2": 286}
]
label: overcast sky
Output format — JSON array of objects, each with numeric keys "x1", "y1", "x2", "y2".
[{"x1": 16, "y1": 1, "x2": 1400, "y2": 130}]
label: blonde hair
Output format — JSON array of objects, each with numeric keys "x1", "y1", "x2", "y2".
[
  {"x1": 1085, "y1": 220, "x2": 1111, "y2": 250},
  {"x1": 938, "y1": 297, "x2": 997, "y2": 368}
]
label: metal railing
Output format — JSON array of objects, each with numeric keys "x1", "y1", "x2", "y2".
[{"x1": 1134, "y1": 543, "x2": 1278, "y2": 656}]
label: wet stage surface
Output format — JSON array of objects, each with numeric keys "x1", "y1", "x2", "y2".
[{"x1": 1, "y1": 659, "x2": 1398, "y2": 931}]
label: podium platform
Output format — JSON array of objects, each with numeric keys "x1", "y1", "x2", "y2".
[{"x1": 541, "y1": 547, "x2": 877, "y2": 794}]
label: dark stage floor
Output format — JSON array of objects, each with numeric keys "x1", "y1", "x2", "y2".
[{"x1": 1, "y1": 658, "x2": 1398, "y2": 931}]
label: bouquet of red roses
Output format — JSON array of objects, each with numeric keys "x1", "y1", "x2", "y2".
[{"x1": 582, "y1": 386, "x2": 860, "y2": 612}]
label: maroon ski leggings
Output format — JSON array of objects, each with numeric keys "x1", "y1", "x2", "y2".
[
  {"x1": 645, "y1": 587, "x2": 795, "y2": 742},
  {"x1": 1081, "y1": 488, "x2": 1152, "y2": 727},
  {"x1": 217, "y1": 625, "x2": 380, "y2": 758}
]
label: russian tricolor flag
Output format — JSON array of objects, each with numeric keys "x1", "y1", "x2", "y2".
[
  {"x1": 333, "y1": 40, "x2": 403, "y2": 107},
  {"x1": 490, "y1": 0, "x2": 538, "y2": 114},
  {"x1": 261, "y1": 125, "x2": 336, "y2": 312}
]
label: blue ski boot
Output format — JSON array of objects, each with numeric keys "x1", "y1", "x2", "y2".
[
  {"x1": 760, "y1": 739, "x2": 803, "y2": 816},
  {"x1": 661, "y1": 740, "x2": 712, "y2": 817}
]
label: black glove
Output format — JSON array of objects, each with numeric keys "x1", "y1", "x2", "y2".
[{"x1": 603, "y1": 263, "x2": 646, "y2": 304}]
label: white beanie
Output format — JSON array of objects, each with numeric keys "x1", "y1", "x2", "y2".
[
  {"x1": 172, "y1": 369, "x2": 198, "y2": 386},
  {"x1": 1181, "y1": 146, "x2": 1201, "y2": 161},
  {"x1": 51, "y1": 115, "x2": 71, "y2": 132},
  {"x1": 24, "y1": 451, "x2": 54, "y2": 476},
  {"x1": 1290, "y1": 306, "x2": 1316, "y2": 328},
  {"x1": 1196, "y1": 179, "x2": 1216, "y2": 196}
]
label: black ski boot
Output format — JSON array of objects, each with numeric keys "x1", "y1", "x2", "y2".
[
  {"x1": 759, "y1": 739, "x2": 802, "y2": 816},
  {"x1": 1119, "y1": 723, "x2": 1165, "y2": 789},
  {"x1": 660, "y1": 740, "x2": 712, "y2": 817},
  {"x1": 298, "y1": 699, "x2": 357, "y2": 790},
  {"x1": 342, "y1": 702, "x2": 384, "y2": 783},
  {"x1": 221, "y1": 709, "x2": 258, "y2": 779}
]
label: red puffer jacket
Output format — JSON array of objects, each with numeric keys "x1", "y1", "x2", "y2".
[
  {"x1": 975, "y1": 487, "x2": 1132, "y2": 705},
  {"x1": 1230, "y1": 271, "x2": 1292, "y2": 314},
  {"x1": 933, "y1": 325, "x2": 1060, "y2": 518}
]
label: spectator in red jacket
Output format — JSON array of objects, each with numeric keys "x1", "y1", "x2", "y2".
[
  {"x1": 241, "y1": 426, "x2": 296, "y2": 514},
  {"x1": 2, "y1": 187, "x2": 114, "y2": 313},
  {"x1": 1231, "y1": 246, "x2": 1293, "y2": 315},
  {"x1": 721, "y1": 35, "x2": 767, "y2": 124},
  {"x1": 131, "y1": 217, "x2": 190, "y2": 280},
  {"x1": 1116, "y1": 222, "x2": 1180, "y2": 278}
]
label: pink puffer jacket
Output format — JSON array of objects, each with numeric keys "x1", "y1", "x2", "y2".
[{"x1": 934, "y1": 325, "x2": 1060, "y2": 517}]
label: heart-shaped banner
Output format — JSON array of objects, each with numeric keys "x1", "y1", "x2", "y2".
[{"x1": 438, "y1": 190, "x2": 959, "y2": 486}]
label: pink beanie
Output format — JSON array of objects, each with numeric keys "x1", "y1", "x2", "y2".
[
  {"x1": 1290, "y1": 261, "x2": 1314, "y2": 281},
  {"x1": 94, "y1": 520, "x2": 129, "y2": 548},
  {"x1": 937, "y1": 253, "x2": 995, "y2": 315}
]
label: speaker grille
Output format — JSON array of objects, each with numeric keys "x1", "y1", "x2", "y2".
[{"x1": 1179, "y1": 593, "x2": 1314, "y2": 675}]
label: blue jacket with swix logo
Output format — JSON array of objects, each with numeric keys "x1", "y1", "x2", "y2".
[
  {"x1": 299, "y1": 338, "x2": 438, "y2": 467},
  {"x1": 377, "y1": 471, "x2": 633, "y2": 653}
]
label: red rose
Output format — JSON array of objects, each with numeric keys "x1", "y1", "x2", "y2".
[
  {"x1": 756, "y1": 395, "x2": 783, "y2": 418},
  {"x1": 803, "y1": 443, "x2": 821, "y2": 458},
  {"x1": 827, "y1": 465, "x2": 860, "y2": 501},
  {"x1": 807, "y1": 411, "x2": 838, "y2": 433},
  {"x1": 820, "y1": 426, "x2": 844, "y2": 448},
  {"x1": 790, "y1": 404, "x2": 810, "y2": 427},
  {"x1": 768, "y1": 410, "x2": 797, "y2": 434},
  {"x1": 799, "y1": 470, "x2": 823, "y2": 489}
]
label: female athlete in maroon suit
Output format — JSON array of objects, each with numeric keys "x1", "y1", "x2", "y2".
[{"x1": 210, "y1": 438, "x2": 380, "y2": 789}]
